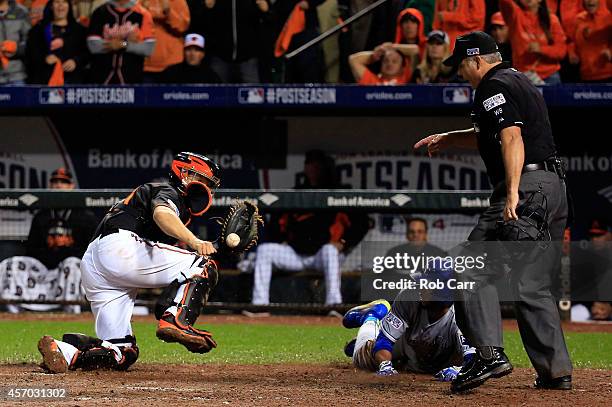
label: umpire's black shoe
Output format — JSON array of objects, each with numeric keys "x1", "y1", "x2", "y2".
[
  {"x1": 534, "y1": 375, "x2": 572, "y2": 390},
  {"x1": 451, "y1": 346, "x2": 513, "y2": 393}
]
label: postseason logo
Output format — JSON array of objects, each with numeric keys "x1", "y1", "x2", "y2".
[{"x1": 483, "y1": 93, "x2": 506, "y2": 111}]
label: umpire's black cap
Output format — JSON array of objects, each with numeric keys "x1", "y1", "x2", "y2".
[{"x1": 443, "y1": 31, "x2": 498, "y2": 67}]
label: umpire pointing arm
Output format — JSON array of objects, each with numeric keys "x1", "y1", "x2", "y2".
[{"x1": 414, "y1": 32, "x2": 572, "y2": 392}]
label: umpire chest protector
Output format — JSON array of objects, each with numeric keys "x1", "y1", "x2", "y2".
[{"x1": 471, "y1": 63, "x2": 557, "y2": 186}]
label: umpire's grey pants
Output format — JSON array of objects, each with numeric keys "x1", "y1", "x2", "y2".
[{"x1": 454, "y1": 170, "x2": 573, "y2": 380}]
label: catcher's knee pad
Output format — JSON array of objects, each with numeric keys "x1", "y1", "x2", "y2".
[
  {"x1": 71, "y1": 335, "x2": 139, "y2": 371},
  {"x1": 154, "y1": 257, "x2": 218, "y2": 323}
]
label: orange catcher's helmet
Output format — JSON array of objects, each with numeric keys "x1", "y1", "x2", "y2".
[{"x1": 169, "y1": 152, "x2": 221, "y2": 216}]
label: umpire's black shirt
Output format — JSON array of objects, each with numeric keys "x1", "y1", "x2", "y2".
[{"x1": 471, "y1": 62, "x2": 557, "y2": 186}]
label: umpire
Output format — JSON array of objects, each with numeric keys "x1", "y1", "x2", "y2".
[{"x1": 414, "y1": 32, "x2": 572, "y2": 392}]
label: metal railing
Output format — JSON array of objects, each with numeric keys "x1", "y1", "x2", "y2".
[{"x1": 284, "y1": 0, "x2": 390, "y2": 61}]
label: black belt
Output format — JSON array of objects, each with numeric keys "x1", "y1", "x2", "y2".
[
  {"x1": 523, "y1": 162, "x2": 554, "y2": 173},
  {"x1": 522, "y1": 157, "x2": 566, "y2": 178}
]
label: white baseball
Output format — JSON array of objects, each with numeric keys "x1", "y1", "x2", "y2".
[{"x1": 226, "y1": 233, "x2": 240, "y2": 248}]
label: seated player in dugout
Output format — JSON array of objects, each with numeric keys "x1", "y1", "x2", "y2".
[
  {"x1": 36, "y1": 153, "x2": 224, "y2": 373},
  {"x1": 385, "y1": 217, "x2": 447, "y2": 264},
  {"x1": 1, "y1": 168, "x2": 97, "y2": 313},
  {"x1": 25, "y1": 168, "x2": 98, "y2": 269},
  {"x1": 342, "y1": 266, "x2": 475, "y2": 381},
  {"x1": 252, "y1": 150, "x2": 369, "y2": 306}
]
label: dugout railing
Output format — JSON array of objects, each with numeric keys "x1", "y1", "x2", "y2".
[{"x1": 0, "y1": 189, "x2": 568, "y2": 317}]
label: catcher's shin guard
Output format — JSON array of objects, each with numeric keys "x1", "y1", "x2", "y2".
[
  {"x1": 156, "y1": 258, "x2": 218, "y2": 353},
  {"x1": 70, "y1": 335, "x2": 139, "y2": 371}
]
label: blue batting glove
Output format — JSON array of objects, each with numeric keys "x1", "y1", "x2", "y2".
[
  {"x1": 376, "y1": 360, "x2": 398, "y2": 376},
  {"x1": 434, "y1": 366, "x2": 461, "y2": 382}
]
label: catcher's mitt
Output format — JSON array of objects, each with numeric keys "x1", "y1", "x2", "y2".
[{"x1": 217, "y1": 200, "x2": 263, "y2": 253}]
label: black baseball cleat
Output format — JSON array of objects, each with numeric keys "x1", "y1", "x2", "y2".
[
  {"x1": 534, "y1": 375, "x2": 572, "y2": 390},
  {"x1": 451, "y1": 346, "x2": 513, "y2": 393},
  {"x1": 156, "y1": 312, "x2": 217, "y2": 354}
]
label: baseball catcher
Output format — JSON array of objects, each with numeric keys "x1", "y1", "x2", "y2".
[
  {"x1": 342, "y1": 266, "x2": 475, "y2": 381},
  {"x1": 37, "y1": 152, "x2": 261, "y2": 373}
]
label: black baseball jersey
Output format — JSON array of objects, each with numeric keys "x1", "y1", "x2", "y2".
[
  {"x1": 87, "y1": 3, "x2": 154, "y2": 84},
  {"x1": 471, "y1": 63, "x2": 557, "y2": 186},
  {"x1": 95, "y1": 183, "x2": 190, "y2": 244}
]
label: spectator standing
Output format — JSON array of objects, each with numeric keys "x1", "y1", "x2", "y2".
[
  {"x1": 204, "y1": 0, "x2": 269, "y2": 83},
  {"x1": 274, "y1": 0, "x2": 326, "y2": 83},
  {"x1": 25, "y1": 0, "x2": 88, "y2": 84},
  {"x1": 488, "y1": 11, "x2": 512, "y2": 64},
  {"x1": 433, "y1": 0, "x2": 485, "y2": 50},
  {"x1": 141, "y1": 0, "x2": 190, "y2": 83},
  {"x1": 500, "y1": 0, "x2": 567, "y2": 85},
  {"x1": 160, "y1": 33, "x2": 221, "y2": 83},
  {"x1": 569, "y1": 0, "x2": 611, "y2": 82},
  {"x1": 559, "y1": 0, "x2": 586, "y2": 41},
  {"x1": 412, "y1": 30, "x2": 455, "y2": 83},
  {"x1": 0, "y1": 0, "x2": 30, "y2": 85},
  {"x1": 86, "y1": 0, "x2": 155, "y2": 84},
  {"x1": 349, "y1": 42, "x2": 419, "y2": 84}
]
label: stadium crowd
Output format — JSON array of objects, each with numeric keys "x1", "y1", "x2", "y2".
[{"x1": 0, "y1": 0, "x2": 609, "y2": 85}]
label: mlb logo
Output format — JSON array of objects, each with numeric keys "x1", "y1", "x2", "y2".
[
  {"x1": 443, "y1": 87, "x2": 470, "y2": 104},
  {"x1": 466, "y1": 47, "x2": 480, "y2": 56},
  {"x1": 39, "y1": 88, "x2": 65, "y2": 104},
  {"x1": 238, "y1": 88, "x2": 264, "y2": 104}
]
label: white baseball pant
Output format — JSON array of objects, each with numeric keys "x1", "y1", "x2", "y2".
[
  {"x1": 251, "y1": 242, "x2": 343, "y2": 305},
  {"x1": 80, "y1": 229, "x2": 207, "y2": 340}
]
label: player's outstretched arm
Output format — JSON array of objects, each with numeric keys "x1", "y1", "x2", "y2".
[
  {"x1": 373, "y1": 336, "x2": 398, "y2": 376},
  {"x1": 413, "y1": 128, "x2": 478, "y2": 156},
  {"x1": 153, "y1": 206, "x2": 216, "y2": 256}
]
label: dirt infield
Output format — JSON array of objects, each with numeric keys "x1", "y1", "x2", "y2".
[
  {"x1": 1, "y1": 314, "x2": 611, "y2": 406},
  {"x1": 1, "y1": 363, "x2": 611, "y2": 406}
]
